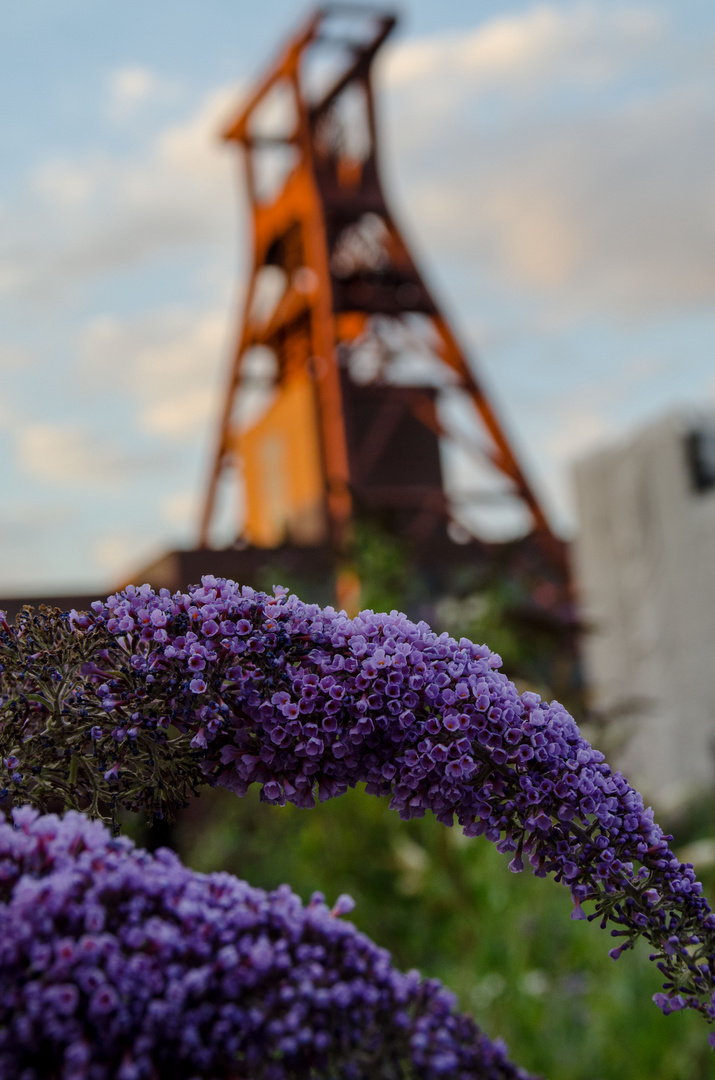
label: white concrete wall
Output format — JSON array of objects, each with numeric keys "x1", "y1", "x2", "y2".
[{"x1": 572, "y1": 414, "x2": 715, "y2": 808}]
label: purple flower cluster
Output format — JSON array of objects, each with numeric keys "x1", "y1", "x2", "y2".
[
  {"x1": 3, "y1": 574, "x2": 715, "y2": 1036},
  {"x1": 0, "y1": 806, "x2": 532, "y2": 1080}
]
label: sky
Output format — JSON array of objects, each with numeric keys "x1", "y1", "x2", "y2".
[{"x1": 1, "y1": 0, "x2": 715, "y2": 595}]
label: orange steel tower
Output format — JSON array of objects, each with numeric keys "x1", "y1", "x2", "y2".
[{"x1": 199, "y1": 6, "x2": 564, "y2": 580}]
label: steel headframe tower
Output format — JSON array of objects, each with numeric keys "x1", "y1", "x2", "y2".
[{"x1": 199, "y1": 4, "x2": 564, "y2": 580}]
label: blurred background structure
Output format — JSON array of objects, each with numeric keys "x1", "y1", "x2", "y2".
[
  {"x1": 199, "y1": 8, "x2": 556, "y2": 559},
  {"x1": 3, "y1": 2, "x2": 715, "y2": 1075},
  {"x1": 574, "y1": 413, "x2": 715, "y2": 807}
]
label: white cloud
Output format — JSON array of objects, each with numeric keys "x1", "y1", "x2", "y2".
[
  {"x1": 93, "y1": 529, "x2": 164, "y2": 584},
  {"x1": 80, "y1": 305, "x2": 229, "y2": 439},
  {"x1": 0, "y1": 344, "x2": 32, "y2": 370},
  {"x1": 543, "y1": 407, "x2": 615, "y2": 463},
  {"x1": 0, "y1": 260, "x2": 30, "y2": 294},
  {"x1": 384, "y1": 4, "x2": 715, "y2": 320},
  {"x1": 110, "y1": 66, "x2": 158, "y2": 107},
  {"x1": 520, "y1": 355, "x2": 670, "y2": 529},
  {"x1": 142, "y1": 388, "x2": 218, "y2": 437},
  {"x1": 420, "y1": 100, "x2": 715, "y2": 315},
  {"x1": 162, "y1": 489, "x2": 200, "y2": 525},
  {"x1": 112, "y1": 66, "x2": 156, "y2": 102},
  {"x1": 18, "y1": 423, "x2": 151, "y2": 487},
  {"x1": 106, "y1": 66, "x2": 185, "y2": 124},
  {"x1": 0, "y1": 503, "x2": 79, "y2": 594},
  {"x1": 0, "y1": 84, "x2": 242, "y2": 299},
  {"x1": 31, "y1": 160, "x2": 98, "y2": 209},
  {"x1": 386, "y1": 3, "x2": 662, "y2": 108}
]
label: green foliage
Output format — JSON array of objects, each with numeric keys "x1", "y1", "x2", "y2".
[
  {"x1": 435, "y1": 580, "x2": 581, "y2": 715},
  {"x1": 437, "y1": 584, "x2": 526, "y2": 678},
  {"x1": 0, "y1": 607, "x2": 202, "y2": 827},
  {"x1": 350, "y1": 519, "x2": 414, "y2": 614},
  {"x1": 168, "y1": 784, "x2": 715, "y2": 1080}
]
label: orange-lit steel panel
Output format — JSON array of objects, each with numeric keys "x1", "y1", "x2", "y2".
[{"x1": 237, "y1": 369, "x2": 325, "y2": 548}]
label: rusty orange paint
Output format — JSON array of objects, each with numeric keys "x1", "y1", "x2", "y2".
[{"x1": 236, "y1": 367, "x2": 325, "y2": 548}]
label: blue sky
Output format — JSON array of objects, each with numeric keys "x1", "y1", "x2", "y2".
[{"x1": 2, "y1": 0, "x2": 715, "y2": 594}]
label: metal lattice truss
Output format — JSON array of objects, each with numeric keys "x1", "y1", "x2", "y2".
[{"x1": 200, "y1": 6, "x2": 559, "y2": 564}]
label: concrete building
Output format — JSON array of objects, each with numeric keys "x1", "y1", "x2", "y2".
[{"x1": 573, "y1": 413, "x2": 715, "y2": 807}]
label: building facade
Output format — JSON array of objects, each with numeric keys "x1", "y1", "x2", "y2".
[{"x1": 573, "y1": 413, "x2": 715, "y2": 807}]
